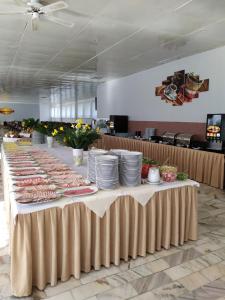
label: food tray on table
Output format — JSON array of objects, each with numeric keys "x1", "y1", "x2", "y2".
[
  {"x1": 35, "y1": 159, "x2": 61, "y2": 165},
  {"x1": 15, "y1": 184, "x2": 57, "y2": 193},
  {"x1": 42, "y1": 165, "x2": 71, "y2": 172},
  {"x1": 16, "y1": 191, "x2": 62, "y2": 205},
  {"x1": 13, "y1": 176, "x2": 51, "y2": 187},
  {"x1": 7, "y1": 157, "x2": 33, "y2": 162},
  {"x1": 47, "y1": 170, "x2": 74, "y2": 176},
  {"x1": 62, "y1": 186, "x2": 98, "y2": 197},
  {"x1": 55, "y1": 178, "x2": 90, "y2": 188},
  {"x1": 50, "y1": 173, "x2": 81, "y2": 180},
  {"x1": 10, "y1": 166, "x2": 41, "y2": 171},
  {"x1": 11, "y1": 168, "x2": 45, "y2": 177},
  {"x1": 9, "y1": 162, "x2": 38, "y2": 168}
]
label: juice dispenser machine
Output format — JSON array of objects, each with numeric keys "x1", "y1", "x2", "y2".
[{"x1": 206, "y1": 114, "x2": 225, "y2": 151}]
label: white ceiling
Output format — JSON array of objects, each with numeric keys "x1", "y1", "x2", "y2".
[{"x1": 1, "y1": 0, "x2": 225, "y2": 91}]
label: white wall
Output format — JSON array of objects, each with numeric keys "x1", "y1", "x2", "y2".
[
  {"x1": 97, "y1": 45, "x2": 225, "y2": 123},
  {"x1": 0, "y1": 88, "x2": 40, "y2": 122}
]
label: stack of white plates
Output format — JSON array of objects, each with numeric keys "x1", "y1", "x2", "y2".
[
  {"x1": 109, "y1": 149, "x2": 130, "y2": 157},
  {"x1": 120, "y1": 151, "x2": 142, "y2": 186},
  {"x1": 87, "y1": 149, "x2": 108, "y2": 182},
  {"x1": 95, "y1": 155, "x2": 119, "y2": 190}
]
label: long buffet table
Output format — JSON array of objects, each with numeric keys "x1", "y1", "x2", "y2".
[
  {"x1": 2, "y1": 144, "x2": 198, "y2": 297},
  {"x1": 96, "y1": 135, "x2": 225, "y2": 189}
]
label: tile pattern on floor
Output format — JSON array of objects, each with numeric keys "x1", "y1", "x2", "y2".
[{"x1": 1, "y1": 181, "x2": 225, "y2": 299}]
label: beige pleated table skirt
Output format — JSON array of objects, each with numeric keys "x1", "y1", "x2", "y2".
[
  {"x1": 96, "y1": 135, "x2": 224, "y2": 189},
  {"x1": 10, "y1": 185, "x2": 198, "y2": 297}
]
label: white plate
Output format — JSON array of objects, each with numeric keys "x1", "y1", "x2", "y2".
[
  {"x1": 12, "y1": 174, "x2": 48, "y2": 180},
  {"x1": 16, "y1": 194, "x2": 62, "y2": 205},
  {"x1": 147, "y1": 180, "x2": 163, "y2": 185},
  {"x1": 63, "y1": 186, "x2": 98, "y2": 197}
]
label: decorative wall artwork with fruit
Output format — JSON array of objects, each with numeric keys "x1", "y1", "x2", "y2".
[{"x1": 155, "y1": 70, "x2": 209, "y2": 106}]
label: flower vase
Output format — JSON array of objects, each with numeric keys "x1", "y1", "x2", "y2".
[
  {"x1": 32, "y1": 130, "x2": 44, "y2": 144},
  {"x1": 47, "y1": 136, "x2": 54, "y2": 148},
  {"x1": 73, "y1": 148, "x2": 83, "y2": 166}
]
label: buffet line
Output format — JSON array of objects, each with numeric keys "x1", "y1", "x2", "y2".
[
  {"x1": 95, "y1": 134, "x2": 225, "y2": 189},
  {"x1": 2, "y1": 142, "x2": 199, "y2": 297}
]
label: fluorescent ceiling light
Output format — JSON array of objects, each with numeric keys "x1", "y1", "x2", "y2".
[{"x1": 174, "y1": 0, "x2": 193, "y2": 12}]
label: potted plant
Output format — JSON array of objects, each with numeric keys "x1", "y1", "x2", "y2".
[
  {"x1": 22, "y1": 118, "x2": 39, "y2": 131},
  {"x1": 36, "y1": 122, "x2": 56, "y2": 148},
  {"x1": 58, "y1": 119, "x2": 101, "y2": 165},
  {"x1": 22, "y1": 118, "x2": 44, "y2": 144},
  {"x1": 141, "y1": 157, "x2": 159, "y2": 179},
  {"x1": 96, "y1": 119, "x2": 108, "y2": 134}
]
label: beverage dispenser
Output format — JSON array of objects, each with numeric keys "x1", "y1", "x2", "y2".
[{"x1": 206, "y1": 114, "x2": 225, "y2": 151}]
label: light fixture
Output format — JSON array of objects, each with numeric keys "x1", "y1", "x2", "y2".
[
  {"x1": 0, "y1": 107, "x2": 15, "y2": 115},
  {"x1": 32, "y1": 12, "x2": 39, "y2": 20},
  {"x1": 32, "y1": 12, "x2": 39, "y2": 31}
]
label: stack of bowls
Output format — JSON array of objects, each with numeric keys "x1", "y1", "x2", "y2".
[
  {"x1": 95, "y1": 155, "x2": 119, "y2": 190},
  {"x1": 120, "y1": 151, "x2": 142, "y2": 186},
  {"x1": 87, "y1": 149, "x2": 108, "y2": 182}
]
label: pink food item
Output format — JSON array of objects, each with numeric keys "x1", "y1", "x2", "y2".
[
  {"x1": 12, "y1": 169, "x2": 44, "y2": 176},
  {"x1": 162, "y1": 172, "x2": 177, "y2": 182},
  {"x1": 36, "y1": 159, "x2": 60, "y2": 164},
  {"x1": 14, "y1": 177, "x2": 51, "y2": 187},
  {"x1": 7, "y1": 153, "x2": 30, "y2": 157},
  {"x1": 17, "y1": 184, "x2": 57, "y2": 193},
  {"x1": 10, "y1": 162, "x2": 36, "y2": 167},
  {"x1": 42, "y1": 165, "x2": 70, "y2": 172},
  {"x1": 16, "y1": 191, "x2": 59, "y2": 204},
  {"x1": 11, "y1": 167, "x2": 40, "y2": 172},
  {"x1": 8, "y1": 158, "x2": 33, "y2": 162},
  {"x1": 27, "y1": 150, "x2": 43, "y2": 154},
  {"x1": 7, "y1": 152, "x2": 30, "y2": 157},
  {"x1": 57, "y1": 179, "x2": 90, "y2": 188},
  {"x1": 32, "y1": 155, "x2": 52, "y2": 159},
  {"x1": 52, "y1": 174, "x2": 81, "y2": 180},
  {"x1": 47, "y1": 170, "x2": 73, "y2": 176},
  {"x1": 64, "y1": 188, "x2": 94, "y2": 196},
  {"x1": 8, "y1": 157, "x2": 31, "y2": 160}
]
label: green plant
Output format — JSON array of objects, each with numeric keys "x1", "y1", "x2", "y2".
[
  {"x1": 176, "y1": 172, "x2": 188, "y2": 181},
  {"x1": 57, "y1": 119, "x2": 101, "y2": 150},
  {"x1": 142, "y1": 157, "x2": 159, "y2": 165},
  {"x1": 96, "y1": 119, "x2": 108, "y2": 129},
  {"x1": 35, "y1": 122, "x2": 56, "y2": 137},
  {"x1": 22, "y1": 118, "x2": 39, "y2": 131}
]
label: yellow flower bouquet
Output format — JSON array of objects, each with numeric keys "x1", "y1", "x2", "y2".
[
  {"x1": 58, "y1": 119, "x2": 101, "y2": 150},
  {"x1": 36, "y1": 122, "x2": 57, "y2": 137}
]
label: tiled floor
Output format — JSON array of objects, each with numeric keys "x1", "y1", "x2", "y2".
[{"x1": 1, "y1": 182, "x2": 225, "y2": 299}]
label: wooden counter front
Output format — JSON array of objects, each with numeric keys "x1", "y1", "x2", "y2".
[{"x1": 96, "y1": 135, "x2": 224, "y2": 189}]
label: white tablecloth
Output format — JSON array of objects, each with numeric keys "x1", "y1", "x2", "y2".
[{"x1": 2, "y1": 144, "x2": 199, "y2": 219}]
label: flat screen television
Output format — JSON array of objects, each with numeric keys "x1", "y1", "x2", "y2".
[{"x1": 110, "y1": 115, "x2": 128, "y2": 133}]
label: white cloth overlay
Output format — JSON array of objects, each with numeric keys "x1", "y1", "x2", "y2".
[{"x1": 3, "y1": 144, "x2": 200, "y2": 219}]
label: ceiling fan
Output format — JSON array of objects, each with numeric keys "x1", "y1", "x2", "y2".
[{"x1": 0, "y1": 0, "x2": 75, "y2": 31}]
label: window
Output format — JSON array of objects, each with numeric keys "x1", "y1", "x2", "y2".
[
  {"x1": 77, "y1": 98, "x2": 97, "y2": 119},
  {"x1": 50, "y1": 86, "x2": 97, "y2": 121}
]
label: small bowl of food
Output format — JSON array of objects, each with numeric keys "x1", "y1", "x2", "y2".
[
  {"x1": 161, "y1": 172, "x2": 177, "y2": 182},
  {"x1": 160, "y1": 165, "x2": 177, "y2": 182}
]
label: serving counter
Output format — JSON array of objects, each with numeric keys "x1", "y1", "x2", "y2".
[
  {"x1": 96, "y1": 135, "x2": 224, "y2": 189},
  {"x1": 2, "y1": 144, "x2": 198, "y2": 297}
]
